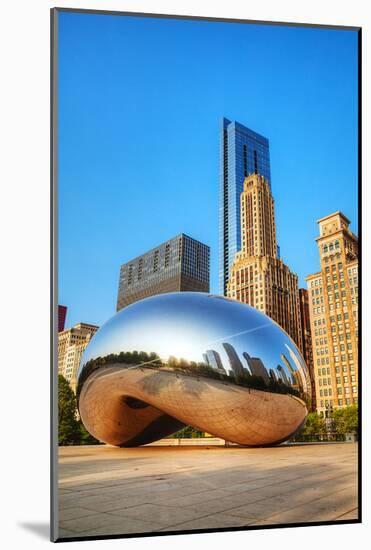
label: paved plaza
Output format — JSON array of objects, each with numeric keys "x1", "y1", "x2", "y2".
[{"x1": 58, "y1": 442, "x2": 358, "y2": 538}]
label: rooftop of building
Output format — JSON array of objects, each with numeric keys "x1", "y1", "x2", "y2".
[
  {"x1": 315, "y1": 211, "x2": 358, "y2": 243},
  {"x1": 59, "y1": 322, "x2": 99, "y2": 335},
  {"x1": 222, "y1": 117, "x2": 269, "y2": 145},
  {"x1": 316, "y1": 211, "x2": 351, "y2": 225},
  {"x1": 119, "y1": 233, "x2": 210, "y2": 267},
  {"x1": 243, "y1": 173, "x2": 271, "y2": 186},
  {"x1": 74, "y1": 322, "x2": 99, "y2": 330},
  {"x1": 305, "y1": 271, "x2": 322, "y2": 281}
]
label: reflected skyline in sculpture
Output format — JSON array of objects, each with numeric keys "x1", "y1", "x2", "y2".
[{"x1": 77, "y1": 292, "x2": 311, "y2": 447}]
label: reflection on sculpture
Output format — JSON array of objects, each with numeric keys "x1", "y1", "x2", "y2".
[{"x1": 77, "y1": 292, "x2": 311, "y2": 447}]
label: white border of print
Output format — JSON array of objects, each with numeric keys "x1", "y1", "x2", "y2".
[{"x1": 1, "y1": 1, "x2": 369, "y2": 549}]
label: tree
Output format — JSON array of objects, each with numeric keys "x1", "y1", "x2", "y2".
[
  {"x1": 171, "y1": 426, "x2": 205, "y2": 438},
  {"x1": 58, "y1": 375, "x2": 81, "y2": 445},
  {"x1": 301, "y1": 411, "x2": 326, "y2": 435},
  {"x1": 79, "y1": 423, "x2": 100, "y2": 445},
  {"x1": 332, "y1": 405, "x2": 358, "y2": 434}
]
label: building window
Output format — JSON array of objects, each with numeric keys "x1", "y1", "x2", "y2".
[
  {"x1": 153, "y1": 250, "x2": 159, "y2": 272},
  {"x1": 128, "y1": 265, "x2": 133, "y2": 285},
  {"x1": 164, "y1": 244, "x2": 170, "y2": 268},
  {"x1": 137, "y1": 259, "x2": 143, "y2": 280}
]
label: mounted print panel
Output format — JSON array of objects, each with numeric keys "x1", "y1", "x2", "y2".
[{"x1": 51, "y1": 8, "x2": 361, "y2": 542}]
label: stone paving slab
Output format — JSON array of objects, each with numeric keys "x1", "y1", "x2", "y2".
[
  {"x1": 57, "y1": 443, "x2": 358, "y2": 538},
  {"x1": 159, "y1": 512, "x2": 257, "y2": 532}
]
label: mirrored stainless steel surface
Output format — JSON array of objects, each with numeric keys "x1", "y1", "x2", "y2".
[{"x1": 77, "y1": 292, "x2": 311, "y2": 446}]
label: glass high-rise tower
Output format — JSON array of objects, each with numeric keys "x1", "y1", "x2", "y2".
[{"x1": 219, "y1": 118, "x2": 271, "y2": 295}]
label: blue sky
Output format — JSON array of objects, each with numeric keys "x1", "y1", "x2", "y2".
[{"x1": 57, "y1": 12, "x2": 358, "y2": 329}]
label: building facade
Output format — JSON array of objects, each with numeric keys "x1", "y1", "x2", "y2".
[
  {"x1": 219, "y1": 118, "x2": 271, "y2": 295},
  {"x1": 117, "y1": 234, "x2": 210, "y2": 310},
  {"x1": 299, "y1": 288, "x2": 316, "y2": 411},
  {"x1": 58, "y1": 305, "x2": 67, "y2": 333},
  {"x1": 58, "y1": 323, "x2": 99, "y2": 392},
  {"x1": 227, "y1": 173, "x2": 302, "y2": 350},
  {"x1": 306, "y1": 212, "x2": 358, "y2": 416}
]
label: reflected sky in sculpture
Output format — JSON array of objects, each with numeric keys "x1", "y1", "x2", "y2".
[{"x1": 79, "y1": 292, "x2": 310, "y2": 398}]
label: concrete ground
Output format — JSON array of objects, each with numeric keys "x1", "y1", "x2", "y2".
[{"x1": 58, "y1": 443, "x2": 358, "y2": 538}]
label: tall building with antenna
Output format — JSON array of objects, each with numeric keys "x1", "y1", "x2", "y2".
[{"x1": 219, "y1": 118, "x2": 271, "y2": 295}]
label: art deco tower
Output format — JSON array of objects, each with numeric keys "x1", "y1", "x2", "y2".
[
  {"x1": 227, "y1": 174, "x2": 302, "y2": 351},
  {"x1": 306, "y1": 212, "x2": 358, "y2": 415}
]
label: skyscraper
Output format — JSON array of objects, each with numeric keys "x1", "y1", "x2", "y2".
[
  {"x1": 222, "y1": 343, "x2": 246, "y2": 377},
  {"x1": 306, "y1": 212, "x2": 358, "y2": 416},
  {"x1": 227, "y1": 173, "x2": 303, "y2": 350},
  {"x1": 203, "y1": 350, "x2": 226, "y2": 373},
  {"x1": 242, "y1": 352, "x2": 270, "y2": 384},
  {"x1": 276, "y1": 365, "x2": 290, "y2": 386},
  {"x1": 219, "y1": 118, "x2": 271, "y2": 295},
  {"x1": 116, "y1": 234, "x2": 210, "y2": 310}
]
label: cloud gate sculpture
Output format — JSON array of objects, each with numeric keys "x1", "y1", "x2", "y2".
[{"x1": 77, "y1": 292, "x2": 311, "y2": 447}]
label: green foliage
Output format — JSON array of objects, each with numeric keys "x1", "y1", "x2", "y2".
[
  {"x1": 79, "y1": 423, "x2": 100, "y2": 445},
  {"x1": 332, "y1": 404, "x2": 358, "y2": 434},
  {"x1": 58, "y1": 374, "x2": 100, "y2": 446},
  {"x1": 171, "y1": 426, "x2": 205, "y2": 438},
  {"x1": 301, "y1": 411, "x2": 326, "y2": 435},
  {"x1": 301, "y1": 405, "x2": 358, "y2": 436},
  {"x1": 58, "y1": 375, "x2": 81, "y2": 445}
]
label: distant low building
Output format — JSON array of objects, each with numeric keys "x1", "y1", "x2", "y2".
[
  {"x1": 58, "y1": 305, "x2": 67, "y2": 332},
  {"x1": 116, "y1": 234, "x2": 210, "y2": 310},
  {"x1": 58, "y1": 323, "x2": 99, "y2": 392}
]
